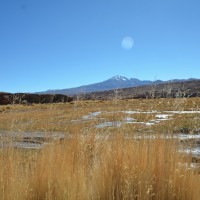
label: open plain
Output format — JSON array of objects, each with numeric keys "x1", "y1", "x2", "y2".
[{"x1": 0, "y1": 97, "x2": 200, "y2": 199}]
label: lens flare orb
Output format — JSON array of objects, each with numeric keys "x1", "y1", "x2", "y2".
[{"x1": 121, "y1": 36, "x2": 134, "y2": 50}]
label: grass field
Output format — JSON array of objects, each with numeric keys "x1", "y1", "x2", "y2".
[{"x1": 0, "y1": 98, "x2": 200, "y2": 199}]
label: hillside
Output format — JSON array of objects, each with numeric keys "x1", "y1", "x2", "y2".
[
  {"x1": 38, "y1": 75, "x2": 197, "y2": 95},
  {"x1": 76, "y1": 79, "x2": 200, "y2": 100}
]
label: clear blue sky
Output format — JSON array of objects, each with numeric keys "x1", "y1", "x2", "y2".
[{"x1": 0, "y1": 0, "x2": 200, "y2": 93}]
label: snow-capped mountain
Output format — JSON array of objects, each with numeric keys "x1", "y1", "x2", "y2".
[
  {"x1": 110, "y1": 75, "x2": 129, "y2": 81},
  {"x1": 37, "y1": 76, "x2": 197, "y2": 95}
]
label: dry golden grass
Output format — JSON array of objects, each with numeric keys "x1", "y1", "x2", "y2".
[
  {"x1": 0, "y1": 134, "x2": 200, "y2": 200},
  {"x1": 0, "y1": 98, "x2": 199, "y2": 134},
  {"x1": 0, "y1": 97, "x2": 200, "y2": 199}
]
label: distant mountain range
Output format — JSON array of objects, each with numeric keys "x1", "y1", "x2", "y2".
[
  {"x1": 38, "y1": 75, "x2": 198, "y2": 95},
  {"x1": 79, "y1": 79, "x2": 200, "y2": 100}
]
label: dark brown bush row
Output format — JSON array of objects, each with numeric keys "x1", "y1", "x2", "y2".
[{"x1": 0, "y1": 93, "x2": 73, "y2": 105}]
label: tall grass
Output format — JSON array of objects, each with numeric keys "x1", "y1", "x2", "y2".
[
  {"x1": 0, "y1": 133, "x2": 200, "y2": 200},
  {"x1": 0, "y1": 98, "x2": 200, "y2": 199}
]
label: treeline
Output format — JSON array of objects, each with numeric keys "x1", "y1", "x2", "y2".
[{"x1": 0, "y1": 93, "x2": 73, "y2": 105}]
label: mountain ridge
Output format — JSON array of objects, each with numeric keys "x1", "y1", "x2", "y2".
[
  {"x1": 37, "y1": 75, "x2": 199, "y2": 95},
  {"x1": 77, "y1": 79, "x2": 200, "y2": 100}
]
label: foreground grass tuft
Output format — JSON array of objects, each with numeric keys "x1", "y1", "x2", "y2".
[{"x1": 0, "y1": 134, "x2": 200, "y2": 200}]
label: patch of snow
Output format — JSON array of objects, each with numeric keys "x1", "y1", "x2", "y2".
[
  {"x1": 111, "y1": 75, "x2": 129, "y2": 81},
  {"x1": 122, "y1": 110, "x2": 158, "y2": 114},
  {"x1": 123, "y1": 117, "x2": 136, "y2": 122},
  {"x1": 82, "y1": 111, "x2": 101, "y2": 120},
  {"x1": 95, "y1": 122, "x2": 123, "y2": 128},
  {"x1": 148, "y1": 120, "x2": 160, "y2": 123},
  {"x1": 165, "y1": 111, "x2": 200, "y2": 114},
  {"x1": 156, "y1": 114, "x2": 171, "y2": 119},
  {"x1": 175, "y1": 134, "x2": 200, "y2": 140},
  {"x1": 155, "y1": 114, "x2": 173, "y2": 121},
  {"x1": 123, "y1": 111, "x2": 140, "y2": 114},
  {"x1": 179, "y1": 147, "x2": 200, "y2": 157},
  {"x1": 91, "y1": 111, "x2": 102, "y2": 116},
  {"x1": 145, "y1": 122, "x2": 156, "y2": 126}
]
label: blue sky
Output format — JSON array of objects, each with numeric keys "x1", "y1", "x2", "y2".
[{"x1": 0, "y1": 0, "x2": 200, "y2": 93}]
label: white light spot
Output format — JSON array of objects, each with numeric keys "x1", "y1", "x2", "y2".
[{"x1": 121, "y1": 36, "x2": 134, "y2": 50}]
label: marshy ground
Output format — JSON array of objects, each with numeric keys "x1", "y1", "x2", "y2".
[{"x1": 0, "y1": 98, "x2": 200, "y2": 199}]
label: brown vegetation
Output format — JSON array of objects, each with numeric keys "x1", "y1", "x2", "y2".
[
  {"x1": 0, "y1": 134, "x2": 200, "y2": 199},
  {"x1": 0, "y1": 98, "x2": 200, "y2": 199},
  {"x1": 0, "y1": 93, "x2": 73, "y2": 105}
]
